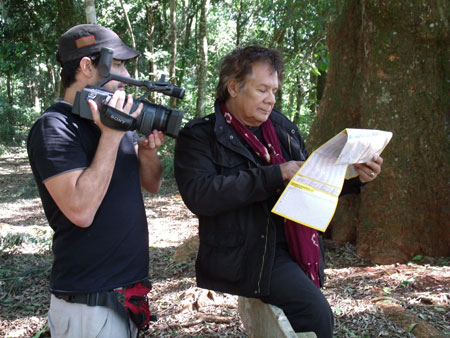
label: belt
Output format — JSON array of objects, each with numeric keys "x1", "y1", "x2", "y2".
[
  {"x1": 53, "y1": 290, "x2": 138, "y2": 338},
  {"x1": 53, "y1": 291, "x2": 113, "y2": 307},
  {"x1": 52, "y1": 281, "x2": 144, "y2": 306}
]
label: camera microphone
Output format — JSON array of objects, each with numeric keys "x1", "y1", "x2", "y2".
[{"x1": 161, "y1": 85, "x2": 185, "y2": 100}]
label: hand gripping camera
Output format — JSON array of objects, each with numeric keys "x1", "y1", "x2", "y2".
[{"x1": 72, "y1": 48, "x2": 185, "y2": 138}]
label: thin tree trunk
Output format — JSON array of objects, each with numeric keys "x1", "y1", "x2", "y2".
[
  {"x1": 1, "y1": 0, "x2": 7, "y2": 19},
  {"x1": 46, "y1": 58, "x2": 56, "y2": 96},
  {"x1": 292, "y1": 29, "x2": 302, "y2": 125},
  {"x1": 84, "y1": 0, "x2": 97, "y2": 24},
  {"x1": 169, "y1": 0, "x2": 177, "y2": 107},
  {"x1": 196, "y1": 0, "x2": 209, "y2": 117},
  {"x1": 271, "y1": 26, "x2": 285, "y2": 111},
  {"x1": 293, "y1": 74, "x2": 303, "y2": 125},
  {"x1": 6, "y1": 74, "x2": 16, "y2": 126},
  {"x1": 6, "y1": 73, "x2": 13, "y2": 105},
  {"x1": 236, "y1": 0, "x2": 243, "y2": 46},
  {"x1": 146, "y1": 2, "x2": 156, "y2": 81},
  {"x1": 118, "y1": 0, "x2": 138, "y2": 79},
  {"x1": 268, "y1": 27, "x2": 286, "y2": 48},
  {"x1": 177, "y1": 0, "x2": 197, "y2": 86}
]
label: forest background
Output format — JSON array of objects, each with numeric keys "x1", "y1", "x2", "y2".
[
  {"x1": 1, "y1": 0, "x2": 449, "y2": 263},
  {"x1": 0, "y1": 0, "x2": 449, "y2": 336},
  {"x1": 1, "y1": 0, "x2": 330, "y2": 148}
]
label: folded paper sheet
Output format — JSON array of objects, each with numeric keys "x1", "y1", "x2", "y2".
[{"x1": 272, "y1": 128, "x2": 392, "y2": 232}]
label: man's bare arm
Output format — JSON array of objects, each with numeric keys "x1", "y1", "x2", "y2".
[{"x1": 44, "y1": 91, "x2": 141, "y2": 227}]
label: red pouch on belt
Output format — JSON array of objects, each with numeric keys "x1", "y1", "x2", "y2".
[{"x1": 115, "y1": 282, "x2": 156, "y2": 330}]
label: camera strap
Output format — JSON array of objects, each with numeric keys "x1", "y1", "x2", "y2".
[{"x1": 100, "y1": 105, "x2": 137, "y2": 132}]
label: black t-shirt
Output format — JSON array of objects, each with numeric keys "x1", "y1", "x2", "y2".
[{"x1": 27, "y1": 102, "x2": 149, "y2": 293}]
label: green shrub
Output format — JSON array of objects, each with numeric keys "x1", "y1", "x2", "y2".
[
  {"x1": 159, "y1": 137, "x2": 176, "y2": 179},
  {"x1": 0, "y1": 99, "x2": 39, "y2": 146}
]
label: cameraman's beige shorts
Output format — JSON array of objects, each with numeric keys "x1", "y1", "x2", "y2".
[{"x1": 48, "y1": 294, "x2": 138, "y2": 338}]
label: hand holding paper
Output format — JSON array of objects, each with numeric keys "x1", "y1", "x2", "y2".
[
  {"x1": 354, "y1": 155, "x2": 383, "y2": 183},
  {"x1": 272, "y1": 128, "x2": 392, "y2": 232}
]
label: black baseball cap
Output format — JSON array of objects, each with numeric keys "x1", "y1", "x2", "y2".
[{"x1": 57, "y1": 24, "x2": 139, "y2": 64}]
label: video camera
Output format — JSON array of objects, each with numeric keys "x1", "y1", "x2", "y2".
[{"x1": 72, "y1": 47, "x2": 185, "y2": 138}]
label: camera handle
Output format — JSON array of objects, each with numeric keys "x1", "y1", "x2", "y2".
[
  {"x1": 99, "y1": 74, "x2": 185, "y2": 100},
  {"x1": 97, "y1": 47, "x2": 185, "y2": 100},
  {"x1": 99, "y1": 104, "x2": 137, "y2": 132}
]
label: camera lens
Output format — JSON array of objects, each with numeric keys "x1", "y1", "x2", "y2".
[{"x1": 134, "y1": 100, "x2": 184, "y2": 138}]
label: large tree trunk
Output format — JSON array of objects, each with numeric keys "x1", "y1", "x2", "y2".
[
  {"x1": 308, "y1": 0, "x2": 450, "y2": 263},
  {"x1": 196, "y1": 0, "x2": 209, "y2": 117}
]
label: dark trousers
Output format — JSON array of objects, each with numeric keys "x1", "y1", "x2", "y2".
[{"x1": 258, "y1": 246, "x2": 334, "y2": 338}]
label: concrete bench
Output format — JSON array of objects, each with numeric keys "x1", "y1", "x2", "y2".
[{"x1": 238, "y1": 297, "x2": 317, "y2": 338}]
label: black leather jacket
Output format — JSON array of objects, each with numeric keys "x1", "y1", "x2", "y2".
[{"x1": 174, "y1": 101, "x2": 362, "y2": 297}]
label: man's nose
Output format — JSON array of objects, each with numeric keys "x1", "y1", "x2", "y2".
[
  {"x1": 265, "y1": 91, "x2": 276, "y2": 105},
  {"x1": 121, "y1": 65, "x2": 130, "y2": 77}
]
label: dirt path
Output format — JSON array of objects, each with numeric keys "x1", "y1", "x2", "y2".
[{"x1": 1, "y1": 148, "x2": 449, "y2": 337}]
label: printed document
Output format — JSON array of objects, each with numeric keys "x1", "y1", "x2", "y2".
[{"x1": 272, "y1": 128, "x2": 392, "y2": 232}]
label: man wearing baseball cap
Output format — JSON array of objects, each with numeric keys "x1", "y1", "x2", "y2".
[{"x1": 27, "y1": 24, "x2": 163, "y2": 338}]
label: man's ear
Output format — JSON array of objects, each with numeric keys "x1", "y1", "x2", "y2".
[
  {"x1": 227, "y1": 78, "x2": 239, "y2": 98},
  {"x1": 79, "y1": 57, "x2": 95, "y2": 77}
]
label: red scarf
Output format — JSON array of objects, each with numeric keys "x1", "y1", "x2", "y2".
[{"x1": 220, "y1": 102, "x2": 321, "y2": 288}]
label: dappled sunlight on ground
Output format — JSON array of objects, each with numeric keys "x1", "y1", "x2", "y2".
[{"x1": 1, "y1": 148, "x2": 449, "y2": 337}]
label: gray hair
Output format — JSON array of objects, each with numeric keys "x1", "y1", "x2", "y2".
[{"x1": 216, "y1": 45, "x2": 284, "y2": 102}]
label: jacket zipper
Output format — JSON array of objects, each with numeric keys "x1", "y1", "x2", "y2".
[
  {"x1": 248, "y1": 159, "x2": 270, "y2": 295},
  {"x1": 255, "y1": 134, "x2": 291, "y2": 295},
  {"x1": 256, "y1": 216, "x2": 270, "y2": 294},
  {"x1": 287, "y1": 133, "x2": 293, "y2": 158}
]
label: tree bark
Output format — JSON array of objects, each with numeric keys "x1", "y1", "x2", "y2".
[
  {"x1": 196, "y1": 0, "x2": 209, "y2": 117},
  {"x1": 84, "y1": 0, "x2": 97, "y2": 24},
  {"x1": 235, "y1": 0, "x2": 245, "y2": 47},
  {"x1": 308, "y1": 0, "x2": 450, "y2": 263}
]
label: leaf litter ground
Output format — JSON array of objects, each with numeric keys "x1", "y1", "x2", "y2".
[{"x1": 0, "y1": 147, "x2": 448, "y2": 338}]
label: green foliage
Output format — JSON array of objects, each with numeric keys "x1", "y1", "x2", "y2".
[
  {"x1": 0, "y1": 0, "x2": 338, "y2": 150},
  {"x1": 440, "y1": 257, "x2": 450, "y2": 265},
  {"x1": 32, "y1": 325, "x2": 48, "y2": 338},
  {"x1": 406, "y1": 323, "x2": 417, "y2": 333},
  {"x1": 382, "y1": 286, "x2": 392, "y2": 295},
  {"x1": 400, "y1": 279, "x2": 414, "y2": 287},
  {"x1": 344, "y1": 328, "x2": 358, "y2": 337},
  {"x1": 411, "y1": 254, "x2": 424, "y2": 262},
  {"x1": 0, "y1": 99, "x2": 39, "y2": 146},
  {"x1": 159, "y1": 137, "x2": 176, "y2": 179}
]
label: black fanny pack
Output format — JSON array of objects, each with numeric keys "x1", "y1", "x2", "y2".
[{"x1": 53, "y1": 280, "x2": 156, "y2": 332}]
